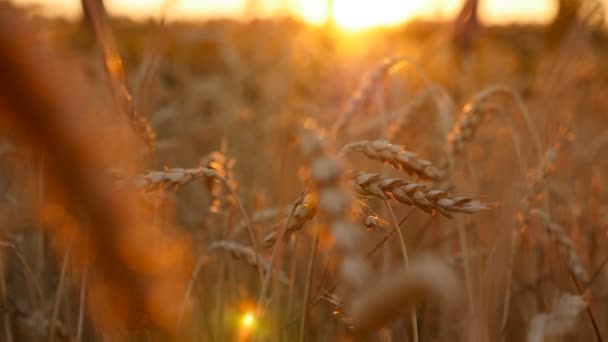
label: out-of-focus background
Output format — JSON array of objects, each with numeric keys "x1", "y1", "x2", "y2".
[{"x1": 1, "y1": 0, "x2": 608, "y2": 341}]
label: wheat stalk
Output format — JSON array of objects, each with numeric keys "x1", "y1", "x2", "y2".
[
  {"x1": 532, "y1": 210, "x2": 589, "y2": 283},
  {"x1": 351, "y1": 170, "x2": 494, "y2": 218},
  {"x1": 340, "y1": 140, "x2": 441, "y2": 180},
  {"x1": 262, "y1": 196, "x2": 389, "y2": 248},
  {"x1": 295, "y1": 129, "x2": 374, "y2": 342},
  {"x1": 262, "y1": 191, "x2": 317, "y2": 248},
  {"x1": 301, "y1": 130, "x2": 372, "y2": 290},
  {"x1": 201, "y1": 149, "x2": 237, "y2": 213},
  {"x1": 0, "y1": 12, "x2": 193, "y2": 332},
  {"x1": 446, "y1": 94, "x2": 493, "y2": 157},
  {"x1": 446, "y1": 86, "x2": 542, "y2": 159},
  {"x1": 386, "y1": 87, "x2": 435, "y2": 139},
  {"x1": 82, "y1": 0, "x2": 156, "y2": 150},
  {"x1": 332, "y1": 57, "x2": 406, "y2": 135},
  {"x1": 502, "y1": 143, "x2": 562, "y2": 336}
]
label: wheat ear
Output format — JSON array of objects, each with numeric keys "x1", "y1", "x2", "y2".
[
  {"x1": 531, "y1": 210, "x2": 589, "y2": 283},
  {"x1": 527, "y1": 293, "x2": 586, "y2": 342},
  {"x1": 134, "y1": 167, "x2": 222, "y2": 191},
  {"x1": 82, "y1": 0, "x2": 156, "y2": 150},
  {"x1": 340, "y1": 140, "x2": 441, "y2": 180},
  {"x1": 350, "y1": 255, "x2": 461, "y2": 335},
  {"x1": 351, "y1": 170, "x2": 495, "y2": 218}
]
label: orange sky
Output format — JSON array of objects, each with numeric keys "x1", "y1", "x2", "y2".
[{"x1": 15, "y1": 0, "x2": 560, "y2": 29}]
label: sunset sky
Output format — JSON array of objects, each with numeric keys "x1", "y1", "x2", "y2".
[{"x1": 15, "y1": 0, "x2": 561, "y2": 29}]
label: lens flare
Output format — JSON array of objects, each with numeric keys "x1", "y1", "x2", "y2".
[{"x1": 241, "y1": 311, "x2": 255, "y2": 329}]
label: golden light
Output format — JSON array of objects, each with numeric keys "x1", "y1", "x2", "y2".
[
  {"x1": 14, "y1": 0, "x2": 557, "y2": 26},
  {"x1": 298, "y1": 0, "x2": 330, "y2": 25},
  {"x1": 332, "y1": 0, "x2": 429, "y2": 31},
  {"x1": 241, "y1": 311, "x2": 256, "y2": 329},
  {"x1": 296, "y1": 0, "x2": 556, "y2": 30},
  {"x1": 298, "y1": 0, "x2": 427, "y2": 30}
]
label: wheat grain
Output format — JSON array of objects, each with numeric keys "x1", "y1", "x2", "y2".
[
  {"x1": 262, "y1": 197, "x2": 389, "y2": 248},
  {"x1": 446, "y1": 94, "x2": 494, "y2": 157},
  {"x1": 202, "y1": 150, "x2": 237, "y2": 213},
  {"x1": 446, "y1": 86, "x2": 542, "y2": 160},
  {"x1": 134, "y1": 167, "x2": 221, "y2": 191},
  {"x1": 263, "y1": 192, "x2": 317, "y2": 248},
  {"x1": 351, "y1": 170, "x2": 494, "y2": 218},
  {"x1": 340, "y1": 140, "x2": 441, "y2": 180}
]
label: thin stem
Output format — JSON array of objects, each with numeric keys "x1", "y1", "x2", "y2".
[
  {"x1": 385, "y1": 200, "x2": 418, "y2": 342},
  {"x1": 298, "y1": 226, "x2": 320, "y2": 342},
  {"x1": 258, "y1": 193, "x2": 303, "y2": 308},
  {"x1": 177, "y1": 251, "x2": 209, "y2": 328},
  {"x1": 76, "y1": 261, "x2": 88, "y2": 342},
  {"x1": 585, "y1": 255, "x2": 608, "y2": 290},
  {"x1": 456, "y1": 218, "x2": 474, "y2": 320},
  {"x1": 0, "y1": 241, "x2": 45, "y2": 308},
  {"x1": 286, "y1": 211, "x2": 415, "y2": 329},
  {"x1": 572, "y1": 274, "x2": 602, "y2": 342},
  {"x1": 0, "y1": 251, "x2": 13, "y2": 342},
  {"x1": 49, "y1": 238, "x2": 73, "y2": 342},
  {"x1": 223, "y1": 180, "x2": 264, "y2": 287}
]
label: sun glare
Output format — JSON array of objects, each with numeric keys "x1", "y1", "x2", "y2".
[
  {"x1": 298, "y1": 0, "x2": 436, "y2": 31},
  {"x1": 14, "y1": 0, "x2": 557, "y2": 26},
  {"x1": 241, "y1": 312, "x2": 255, "y2": 328},
  {"x1": 333, "y1": 0, "x2": 428, "y2": 31}
]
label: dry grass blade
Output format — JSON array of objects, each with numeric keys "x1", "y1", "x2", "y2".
[
  {"x1": 340, "y1": 140, "x2": 441, "y2": 180},
  {"x1": 527, "y1": 293, "x2": 586, "y2": 342},
  {"x1": 350, "y1": 255, "x2": 462, "y2": 335},
  {"x1": 351, "y1": 170, "x2": 495, "y2": 217}
]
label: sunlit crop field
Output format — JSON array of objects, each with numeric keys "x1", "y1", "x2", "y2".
[{"x1": 0, "y1": 1, "x2": 607, "y2": 341}]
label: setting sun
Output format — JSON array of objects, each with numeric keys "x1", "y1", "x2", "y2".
[
  {"x1": 333, "y1": 0, "x2": 430, "y2": 30},
  {"x1": 298, "y1": 0, "x2": 434, "y2": 30}
]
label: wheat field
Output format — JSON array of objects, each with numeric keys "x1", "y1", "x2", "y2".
[{"x1": 0, "y1": 1, "x2": 607, "y2": 341}]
